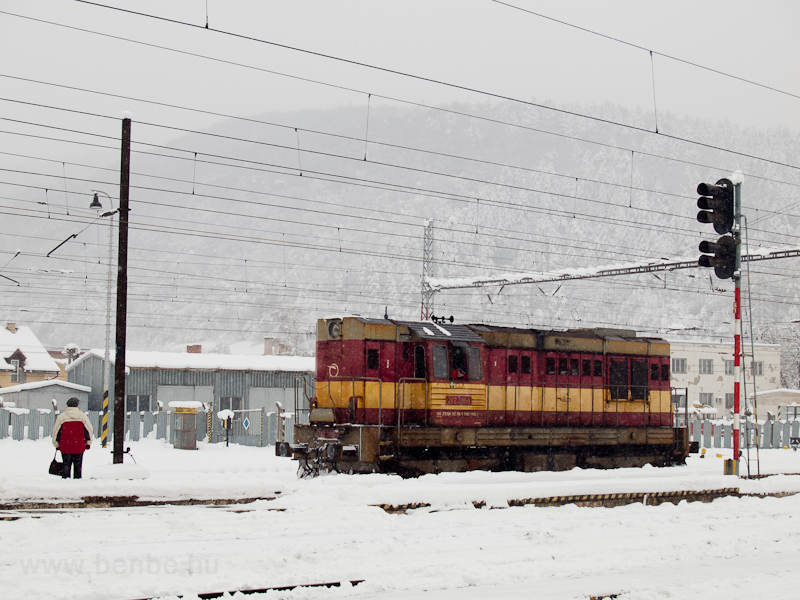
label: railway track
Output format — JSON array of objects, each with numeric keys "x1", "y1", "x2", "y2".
[
  {"x1": 0, "y1": 495, "x2": 280, "y2": 520},
  {"x1": 373, "y1": 486, "x2": 799, "y2": 513},
  {"x1": 1, "y1": 484, "x2": 797, "y2": 521},
  {"x1": 0, "y1": 495, "x2": 277, "y2": 512},
  {"x1": 127, "y1": 579, "x2": 364, "y2": 600}
]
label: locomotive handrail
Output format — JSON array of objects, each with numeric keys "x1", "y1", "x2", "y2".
[
  {"x1": 294, "y1": 375, "x2": 314, "y2": 425},
  {"x1": 670, "y1": 387, "x2": 690, "y2": 429},
  {"x1": 326, "y1": 376, "x2": 384, "y2": 425},
  {"x1": 398, "y1": 377, "x2": 428, "y2": 440}
]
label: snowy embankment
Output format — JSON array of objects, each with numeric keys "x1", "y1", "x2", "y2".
[{"x1": 1, "y1": 438, "x2": 800, "y2": 600}]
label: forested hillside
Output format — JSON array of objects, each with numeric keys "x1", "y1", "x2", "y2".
[{"x1": 8, "y1": 99, "x2": 800, "y2": 371}]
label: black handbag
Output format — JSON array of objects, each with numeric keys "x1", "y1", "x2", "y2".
[{"x1": 49, "y1": 450, "x2": 63, "y2": 476}]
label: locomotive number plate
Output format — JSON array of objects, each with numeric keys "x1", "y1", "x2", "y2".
[{"x1": 445, "y1": 396, "x2": 473, "y2": 406}]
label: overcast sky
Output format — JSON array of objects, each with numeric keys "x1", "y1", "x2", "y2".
[{"x1": 1, "y1": 0, "x2": 798, "y2": 146}]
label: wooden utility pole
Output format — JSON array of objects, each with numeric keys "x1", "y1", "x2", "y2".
[{"x1": 113, "y1": 116, "x2": 131, "y2": 464}]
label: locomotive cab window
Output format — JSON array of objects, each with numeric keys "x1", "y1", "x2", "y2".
[
  {"x1": 414, "y1": 345, "x2": 426, "y2": 379},
  {"x1": 546, "y1": 357, "x2": 556, "y2": 375},
  {"x1": 468, "y1": 347, "x2": 482, "y2": 380},
  {"x1": 432, "y1": 345, "x2": 448, "y2": 379},
  {"x1": 451, "y1": 346, "x2": 467, "y2": 379},
  {"x1": 508, "y1": 355, "x2": 518, "y2": 374}
]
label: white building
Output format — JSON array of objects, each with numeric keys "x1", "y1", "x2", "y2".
[{"x1": 669, "y1": 339, "x2": 781, "y2": 417}]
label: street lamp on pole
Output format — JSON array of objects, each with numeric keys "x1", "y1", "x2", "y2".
[{"x1": 91, "y1": 190, "x2": 117, "y2": 449}]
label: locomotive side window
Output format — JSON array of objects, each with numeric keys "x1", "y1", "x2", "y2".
[
  {"x1": 661, "y1": 364, "x2": 669, "y2": 381},
  {"x1": 651, "y1": 364, "x2": 660, "y2": 381},
  {"x1": 546, "y1": 357, "x2": 556, "y2": 375},
  {"x1": 593, "y1": 360, "x2": 603, "y2": 377},
  {"x1": 432, "y1": 345, "x2": 448, "y2": 379},
  {"x1": 468, "y1": 347, "x2": 482, "y2": 380},
  {"x1": 570, "y1": 358, "x2": 579, "y2": 377},
  {"x1": 631, "y1": 360, "x2": 648, "y2": 400},
  {"x1": 582, "y1": 359, "x2": 591, "y2": 377},
  {"x1": 558, "y1": 358, "x2": 568, "y2": 376},
  {"x1": 414, "y1": 345, "x2": 426, "y2": 379},
  {"x1": 610, "y1": 358, "x2": 628, "y2": 400},
  {"x1": 367, "y1": 348, "x2": 380, "y2": 371},
  {"x1": 521, "y1": 355, "x2": 531, "y2": 375},
  {"x1": 508, "y1": 355, "x2": 518, "y2": 374}
]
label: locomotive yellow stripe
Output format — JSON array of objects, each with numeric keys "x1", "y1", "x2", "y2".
[{"x1": 316, "y1": 381, "x2": 671, "y2": 415}]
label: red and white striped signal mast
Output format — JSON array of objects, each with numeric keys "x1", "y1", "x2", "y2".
[{"x1": 697, "y1": 173, "x2": 742, "y2": 474}]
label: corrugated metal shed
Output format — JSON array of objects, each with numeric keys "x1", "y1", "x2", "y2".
[{"x1": 67, "y1": 349, "x2": 314, "y2": 412}]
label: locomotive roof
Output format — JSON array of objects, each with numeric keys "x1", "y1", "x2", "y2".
[
  {"x1": 400, "y1": 321, "x2": 485, "y2": 343},
  {"x1": 335, "y1": 317, "x2": 666, "y2": 345},
  {"x1": 468, "y1": 323, "x2": 666, "y2": 343}
]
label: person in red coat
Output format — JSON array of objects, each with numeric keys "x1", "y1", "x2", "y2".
[{"x1": 52, "y1": 397, "x2": 94, "y2": 479}]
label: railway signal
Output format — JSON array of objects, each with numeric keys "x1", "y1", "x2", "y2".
[
  {"x1": 697, "y1": 178, "x2": 734, "y2": 234},
  {"x1": 695, "y1": 174, "x2": 745, "y2": 475},
  {"x1": 698, "y1": 236, "x2": 736, "y2": 279}
]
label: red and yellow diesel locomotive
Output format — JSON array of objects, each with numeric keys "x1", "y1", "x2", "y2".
[{"x1": 288, "y1": 316, "x2": 689, "y2": 476}]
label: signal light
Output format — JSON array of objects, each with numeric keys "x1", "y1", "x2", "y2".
[
  {"x1": 697, "y1": 178, "x2": 734, "y2": 235},
  {"x1": 698, "y1": 235, "x2": 736, "y2": 279}
]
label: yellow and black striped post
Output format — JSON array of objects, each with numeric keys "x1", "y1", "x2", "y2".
[
  {"x1": 101, "y1": 389, "x2": 109, "y2": 447},
  {"x1": 276, "y1": 401, "x2": 285, "y2": 443}
]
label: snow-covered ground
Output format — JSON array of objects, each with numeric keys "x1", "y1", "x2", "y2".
[{"x1": 2, "y1": 438, "x2": 800, "y2": 600}]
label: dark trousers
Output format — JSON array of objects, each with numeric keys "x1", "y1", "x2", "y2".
[{"x1": 62, "y1": 453, "x2": 84, "y2": 479}]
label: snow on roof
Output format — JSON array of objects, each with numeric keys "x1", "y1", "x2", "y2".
[
  {"x1": 748, "y1": 388, "x2": 800, "y2": 398},
  {"x1": 67, "y1": 348, "x2": 314, "y2": 373},
  {"x1": 667, "y1": 338, "x2": 780, "y2": 348},
  {"x1": 0, "y1": 325, "x2": 60, "y2": 373},
  {"x1": 691, "y1": 405, "x2": 718, "y2": 415},
  {"x1": 0, "y1": 379, "x2": 91, "y2": 394},
  {"x1": 169, "y1": 401, "x2": 204, "y2": 409}
]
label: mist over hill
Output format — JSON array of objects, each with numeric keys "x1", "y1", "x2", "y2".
[{"x1": 6, "y1": 99, "x2": 800, "y2": 376}]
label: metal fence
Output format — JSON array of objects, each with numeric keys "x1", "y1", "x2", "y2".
[{"x1": 0, "y1": 408, "x2": 294, "y2": 448}]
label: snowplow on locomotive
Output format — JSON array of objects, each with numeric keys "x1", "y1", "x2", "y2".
[{"x1": 281, "y1": 316, "x2": 689, "y2": 476}]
